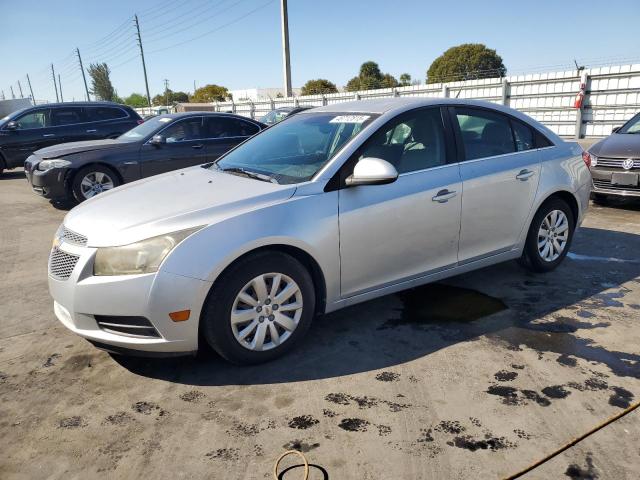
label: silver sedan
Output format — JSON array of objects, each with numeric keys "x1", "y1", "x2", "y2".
[{"x1": 48, "y1": 98, "x2": 591, "y2": 364}]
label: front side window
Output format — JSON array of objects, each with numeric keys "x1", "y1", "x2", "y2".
[
  {"x1": 358, "y1": 108, "x2": 447, "y2": 174},
  {"x1": 161, "y1": 117, "x2": 204, "y2": 143},
  {"x1": 455, "y1": 108, "x2": 515, "y2": 160},
  {"x1": 214, "y1": 112, "x2": 378, "y2": 184},
  {"x1": 618, "y1": 113, "x2": 640, "y2": 134},
  {"x1": 206, "y1": 117, "x2": 259, "y2": 138},
  {"x1": 51, "y1": 107, "x2": 84, "y2": 126},
  {"x1": 15, "y1": 109, "x2": 50, "y2": 129},
  {"x1": 119, "y1": 115, "x2": 172, "y2": 142}
]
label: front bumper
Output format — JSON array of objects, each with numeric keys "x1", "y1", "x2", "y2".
[
  {"x1": 48, "y1": 239, "x2": 212, "y2": 354},
  {"x1": 590, "y1": 166, "x2": 640, "y2": 198},
  {"x1": 24, "y1": 159, "x2": 70, "y2": 199}
]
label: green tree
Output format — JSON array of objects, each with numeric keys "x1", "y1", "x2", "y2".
[
  {"x1": 124, "y1": 93, "x2": 148, "y2": 108},
  {"x1": 426, "y1": 43, "x2": 506, "y2": 84},
  {"x1": 151, "y1": 90, "x2": 190, "y2": 106},
  {"x1": 301, "y1": 78, "x2": 338, "y2": 96},
  {"x1": 191, "y1": 84, "x2": 230, "y2": 103},
  {"x1": 345, "y1": 61, "x2": 398, "y2": 91},
  {"x1": 87, "y1": 63, "x2": 116, "y2": 101},
  {"x1": 399, "y1": 73, "x2": 412, "y2": 86}
]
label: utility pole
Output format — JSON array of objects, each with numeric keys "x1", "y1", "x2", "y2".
[
  {"x1": 193, "y1": 80, "x2": 196, "y2": 93},
  {"x1": 164, "y1": 78, "x2": 169, "y2": 106},
  {"x1": 10, "y1": 86, "x2": 15, "y2": 99},
  {"x1": 134, "y1": 15, "x2": 152, "y2": 109},
  {"x1": 26, "y1": 74, "x2": 35, "y2": 102},
  {"x1": 76, "y1": 48, "x2": 91, "y2": 101},
  {"x1": 17, "y1": 81, "x2": 24, "y2": 98},
  {"x1": 280, "y1": 0, "x2": 292, "y2": 97},
  {"x1": 1, "y1": 90, "x2": 5, "y2": 100},
  {"x1": 51, "y1": 64, "x2": 59, "y2": 102},
  {"x1": 58, "y1": 74, "x2": 64, "y2": 102}
]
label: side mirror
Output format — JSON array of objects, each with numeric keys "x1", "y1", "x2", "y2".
[
  {"x1": 612, "y1": 126, "x2": 621, "y2": 133},
  {"x1": 345, "y1": 157, "x2": 398, "y2": 187},
  {"x1": 5, "y1": 121, "x2": 18, "y2": 131},
  {"x1": 150, "y1": 134, "x2": 165, "y2": 145}
]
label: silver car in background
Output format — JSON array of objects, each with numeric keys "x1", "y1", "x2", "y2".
[{"x1": 48, "y1": 98, "x2": 591, "y2": 364}]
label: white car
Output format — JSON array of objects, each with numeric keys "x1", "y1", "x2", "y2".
[{"x1": 49, "y1": 98, "x2": 591, "y2": 364}]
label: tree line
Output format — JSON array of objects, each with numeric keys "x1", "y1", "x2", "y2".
[{"x1": 87, "y1": 43, "x2": 505, "y2": 106}]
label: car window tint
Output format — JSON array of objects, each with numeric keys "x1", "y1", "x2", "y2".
[
  {"x1": 15, "y1": 109, "x2": 49, "y2": 129},
  {"x1": 162, "y1": 117, "x2": 204, "y2": 143},
  {"x1": 206, "y1": 117, "x2": 258, "y2": 138},
  {"x1": 455, "y1": 108, "x2": 516, "y2": 160},
  {"x1": 51, "y1": 107, "x2": 84, "y2": 126},
  {"x1": 86, "y1": 106, "x2": 127, "y2": 121},
  {"x1": 511, "y1": 120, "x2": 535, "y2": 151},
  {"x1": 359, "y1": 108, "x2": 447, "y2": 174}
]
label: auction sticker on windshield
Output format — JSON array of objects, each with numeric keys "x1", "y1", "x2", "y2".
[{"x1": 330, "y1": 115, "x2": 370, "y2": 124}]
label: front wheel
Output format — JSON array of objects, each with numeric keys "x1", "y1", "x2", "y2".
[
  {"x1": 201, "y1": 251, "x2": 316, "y2": 365},
  {"x1": 520, "y1": 198, "x2": 575, "y2": 273},
  {"x1": 71, "y1": 165, "x2": 121, "y2": 202}
]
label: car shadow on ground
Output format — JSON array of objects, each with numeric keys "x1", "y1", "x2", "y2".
[
  {"x1": 113, "y1": 225, "x2": 640, "y2": 386},
  {"x1": 0, "y1": 171, "x2": 26, "y2": 180}
]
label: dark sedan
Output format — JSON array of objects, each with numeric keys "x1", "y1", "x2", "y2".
[
  {"x1": 587, "y1": 112, "x2": 640, "y2": 201},
  {"x1": 0, "y1": 102, "x2": 142, "y2": 175},
  {"x1": 24, "y1": 112, "x2": 265, "y2": 202}
]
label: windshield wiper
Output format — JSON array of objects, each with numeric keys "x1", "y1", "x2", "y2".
[{"x1": 222, "y1": 167, "x2": 279, "y2": 184}]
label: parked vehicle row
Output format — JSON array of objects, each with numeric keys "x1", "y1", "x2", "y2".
[
  {"x1": 24, "y1": 112, "x2": 265, "y2": 202},
  {"x1": 47, "y1": 98, "x2": 591, "y2": 364}
]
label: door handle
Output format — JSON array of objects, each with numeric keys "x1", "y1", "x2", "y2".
[
  {"x1": 42, "y1": 134, "x2": 56, "y2": 138},
  {"x1": 191, "y1": 144, "x2": 204, "y2": 149},
  {"x1": 432, "y1": 189, "x2": 457, "y2": 203},
  {"x1": 86, "y1": 129, "x2": 97, "y2": 133},
  {"x1": 516, "y1": 169, "x2": 535, "y2": 181}
]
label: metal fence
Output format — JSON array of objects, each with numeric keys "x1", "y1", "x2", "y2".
[{"x1": 204, "y1": 64, "x2": 640, "y2": 138}]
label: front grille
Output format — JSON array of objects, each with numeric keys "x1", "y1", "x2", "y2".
[
  {"x1": 49, "y1": 247, "x2": 80, "y2": 280},
  {"x1": 61, "y1": 226, "x2": 87, "y2": 246},
  {"x1": 94, "y1": 315, "x2": 160, "y2": 338},
  {"x1": 595, "y1": 157, "x2": 640, "y2": 169},
  {"x1": 593, "y1": 179, "x2": 640, "y2": 192}
]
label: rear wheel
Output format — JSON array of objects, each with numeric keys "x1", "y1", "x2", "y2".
[
  {"x1": 201, "y1": 251, "x2": 315, "y2": 365},
  {"x1": 520, "y1": 198, "x2": 575, "y2": 273},
  {"x1": 71, "y1": 165, "x2": 120, "y2": 202}
]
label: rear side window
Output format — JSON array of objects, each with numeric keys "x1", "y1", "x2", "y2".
[
  {"x1": 511, "y1": 120, "x2": 534, "y2": 151},
  {"x1": 206, "y1": 117, "x2": 260, "y2": 138},
  {"x1": 15, "y1": 109, "x2": 50, "y2": 129},
  {"x1": 86, "y1": 106, "x2": 128, "y2": 121},
  {"x1": 51, "y1": 107, "x2": 84, "y2": 126},
  {"x1": 455, "y1": 108, "x2": 515, "y2": 160}
]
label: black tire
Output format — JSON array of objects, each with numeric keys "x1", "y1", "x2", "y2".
[
  {"x1": 201, "y1": 251, "x2": 315, "y2": 365},
  {"x1": 71, "y1": 164, "x2": 121, "y2": 203},
  {"x1": 520, "y1": 197, "x2": 575, "y2": 273},
  {"x1": 592, "y1": 193, "x2": 609, "y2": 205}
]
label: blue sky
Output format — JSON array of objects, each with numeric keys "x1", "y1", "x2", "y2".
[{"x1": 1, "y1": 0, "x2": 639, "y2": 102}]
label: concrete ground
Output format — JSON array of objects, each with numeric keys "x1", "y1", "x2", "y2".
[{"x1": 1, "y1": 168, "x2": 639, "y2": 480}]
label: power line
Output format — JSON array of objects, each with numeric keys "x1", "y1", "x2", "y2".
[{"x1": 142, "y1": 0, "x2": 230, "y2": 36}]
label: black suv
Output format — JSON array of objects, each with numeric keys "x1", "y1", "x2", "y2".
[{"x1": 0, "y1": 102, "x2": 142, "y2": 174}]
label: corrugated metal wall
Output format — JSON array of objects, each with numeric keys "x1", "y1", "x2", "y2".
[{"x1": 208, "y1": 64, "x2": 640, "y2": 138}]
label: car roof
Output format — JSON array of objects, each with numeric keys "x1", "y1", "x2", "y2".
[
  {"x1": 155, "y1": 111, "x2": 262, "y2": 121},
  {"x1": 309, "y1": 97, "x2": 513, "y2": 115},
  {"x1": 31, "y1": 101, "x2": 130, "y2": 108}
]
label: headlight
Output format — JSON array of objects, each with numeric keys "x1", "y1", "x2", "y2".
[
  {"x1": 94, "y1": 227, "x2": 202, "y2": 276},
  {"x1": 590, "y1": 154, "x2": 598, "y2": 167},
  {"x1": 38, "y1": 159, "x2": 71, "y2": 171}
]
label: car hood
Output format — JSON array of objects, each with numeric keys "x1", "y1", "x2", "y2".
[
  {"x1": 590, "y1": 133, "x2": 640, "y2": 158},
  {"x1": 36, "y1": 139, "x2": 128, "y2": 159},
  {"x1": 63, "y1": 166, "x2": 297, "y2": 247}
]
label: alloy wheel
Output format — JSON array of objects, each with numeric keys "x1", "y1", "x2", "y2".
[
  {"x1": 230, "y1": 272, "x2": 303, "y2": 351},
  {"x1": 80, "y1": 171, "x2": 115, "y2": 199},
  {"x1": 537, "y1": 209, "x2": 569, "y2": 262}
]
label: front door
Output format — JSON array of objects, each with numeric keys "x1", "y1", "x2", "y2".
[
  {"x1": 0, "y1": 108, "x2": 54, "y2": 167},
  {"x1": 450, "y1": 107, "x2": 541, "y2": 263},
  {"x1": 338, "y1": 107, "x2": 462, "y2": 297},
  {"x1": 140, "y1": 116, "x2": 208, "y2": 177}
]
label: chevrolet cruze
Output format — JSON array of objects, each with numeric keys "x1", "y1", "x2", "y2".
[{"x1": 49, "y1": 98, "x2": 591, "y2": 364}]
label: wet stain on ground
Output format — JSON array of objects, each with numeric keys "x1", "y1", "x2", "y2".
[
  {"x1": 447, "y1": 434, "x2": 516, "y2": 452},
  {"x1": 43, "y1": 353, "x2": 61, "y2": 368},
  {"x1": 521, "y1": 390, "x2": 551, "y2": 406},
  {"x1": 511, "y1": 364, "x2": 525, "y2": 370},
  {"x1": 205, "y1": 448, "x2": 239, "y2": 461},
  {"x1": 377, "y1": 424, "x2": 392, "y2": 436},
  {"x1": 58, "y1": 416, "x2": 86, "y2": 429},
  {"x1": 542, "y1": 385, "x2": 571, "y2": 399},
  {"x1": 131, "y1": 401, "x2": 161, "y2": 415},
  {"x1": 375, "y1": 371, "x2": 400, "y2": 382},
  {"x1": 486, "y1": 385, "x2": 523, "y2": 406},
  {"x1": 338, "y1": 418, "x2": 369, "y2": 432},
  {"x1": 378, "y1": 283, "x2": 507, "y2": 330},
  {"x1": 557, "y1": 354, "x2": 578, "y2": 367},
  {"x1": 434, "y1": 420, "x2": 465, "y2": 435},
  {"x1": 513, "y1": 429, "x2": 531, "y2": 439},
  {"x1": 469, "y1": 417, "x2": 482, "y2": 427},
  {"x1": 0, "y1": 371, "x2": 8, "y2": 382},
  {"x1": 103, "y1": 411, "x2": 134, "y2": 426},
  {"x1": 584, "y1": 377, "x2": 608, "y2": 391},
  {"x1": 565, "y1": 454, "x2": 599, "y2": 479},
  {"x1": 417, "y1": 428, "x2": 434, "y2": 443},
  {"x1": 324, "y1": 392, "x2": 410, "y2": 412},
  {"x1": 609, "y1": 387, "x2": 634, "y2": 408},
  {"x1": 494, "y1": 370, "x2": 518, "y2": 381},
  {"x1": 179, "y1": 390, "x2": 205, "y2": 403},
  {"x1": 322, "y1": 409, "x2": 337, "y2": 418},
  {"x1": 283, "y1": 440, "x2": 320, "y2": 453},
  {"x1": 288, "y1": 415, "x2": 319, "y2": 430}
]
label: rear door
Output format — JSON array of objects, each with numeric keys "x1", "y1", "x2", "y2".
[
  {"x1": 203, "y1": 116, "x2": 261, "y2": 161},
  {"x1": 139, "y1": 116, "x2": 207, "y2": 177},
  {"x1": 450, "y1": 106, "x2": 541, "y2": 263},
  {"x1": 0, "y1": 108, "x2": 53, "y2": 167},
  {"x1": 50, "y1": 106, "x2": 87, "y2": 144},
  {"x1": 85, "y1": 105, "x2": 136, "y2": 139}
]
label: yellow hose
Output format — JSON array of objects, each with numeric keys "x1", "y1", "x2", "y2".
[
  {"x1": 273, "y1": 450, "x2": 310, "y2": 480},
  {"x1": 504, "y1": 400, "x2": 640, "y2": 479}
]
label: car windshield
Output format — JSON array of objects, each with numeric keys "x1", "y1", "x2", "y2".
[
  {"x1": 618, "y1": 113, "x2": 640, "y2": 134},
  {"x1": 118, "y1": 115, "x2": 173, "y2": 142},
  {"x1": 212, "y1": 112, "x2": 378, "y2": 184}
]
